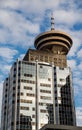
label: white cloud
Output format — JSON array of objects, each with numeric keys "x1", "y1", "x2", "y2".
[
  {"x1": 76, "y1": 107, "x2": 82, "y2": 126},
  {"x1": 0, "y1": 47, "x2": 18, "y2": 62},
  {"x1": 74, "y1": 85, "x2": 80, "y2": 95},
  {"x1": 0, "y1": 64, "x2": 11, "y2": 75},
  {"x1": 68, "y1": 37, "x2": 81, "y2": 57},
  {"x1": 18, "y1": 54, "x2": 25, "y2": 60},
  {"x1": 77, "y1": 49, "x2": 82, "y2": 58},
  {"x1": 67, "y1": 59, "x2": 77, "y2": 70},
  {"x1": 68, "y1": 30, "x2": 82, "y2": 57},
  {"x1": 0, "y1": 0, "x2": 61, "y2": 13},
  {"x1": 0, "y1": 28, "x2": 10, "y2": 43},
  {"x1": 4, "y1": 65, "x2": 11, "y2": 73},
  {"x1": 73, "y1": 71, "x2": 81, "y2": 78},
  {"x1": 0, "y1": 8, "x2": 40, "y2": 47},
  {"x1": 73, "y1": 77, "x2": 82, "y2": 89},
  {"x1": 78, "y1": 63, "x2": 82, "y2": 70},
  {"x1": 0, "y1": 75, "x2": 3, "y2": 80},
  {"x1": 0, "y1": 0, "x2": 81, "y2": 49},
  {"x1": 55, "y1": 9, "x2": 82, "y2": 27}
]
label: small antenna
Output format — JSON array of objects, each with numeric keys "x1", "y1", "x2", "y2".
[{"x1": 51, "y1": 12, "x2": 55, "y2": 30}]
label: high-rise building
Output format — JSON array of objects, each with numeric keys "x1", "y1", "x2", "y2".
[{"x1": 1, "y1": 15, "x2": 76, "y2": 130}]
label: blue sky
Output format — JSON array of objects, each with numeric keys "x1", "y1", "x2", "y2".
[{"x1": 0, "y1": 0, "x2": 82, "y2": 127}]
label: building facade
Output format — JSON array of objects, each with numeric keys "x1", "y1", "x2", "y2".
[{"x1": 1, "y1": 16, "x2": 76, "y2": 130}]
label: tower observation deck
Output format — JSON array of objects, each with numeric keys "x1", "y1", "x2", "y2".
[
  {"x1": 34, "y1": 30, "x2": 73, "y2": 55},
  {"x1": 34, "y1": 14, "x2": 73, "y2": 55}
]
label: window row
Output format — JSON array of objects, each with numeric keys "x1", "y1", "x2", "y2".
[
  {"x1": 30, "y1": 55, "x2": 66, "y2": 63},
  {"x1": 40, "y1": 96, "x2": 51, "y2": 100},
  {"x1": 24, "y1": 86, "x2": 32, "y2": 90},
  {"x1": 20, "y1": 106, "x2": 29, "y2": 110},
  {"x1": 21, "y1": 79, "x2": 35, "y2": 84},
  {"x1": 39, "y1": 102, "x2": 52, "y2": 106},
  {"x1": 40, "y1": 109, "x2": 47, "y2": 113},
  {"x1": 40, "y1": 89, "x2": 51, "y2": 94},
  {"x1": 24, "y1": 73, "x2": 33, "y2": 77},
  {"x1": 26, "y1": 93, "x2": 35, "y2": 97},
  {"x1": 40, "y1": 83, "x2": 51, "y2": 87},
  {"x1": 20, "y1": 92, "x2": 35, "y2": 97},
  {"x1": 20, "y1": 99, "x2": 32, "y2": 104}
]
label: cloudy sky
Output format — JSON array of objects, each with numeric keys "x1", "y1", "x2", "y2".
[{"x1": 0, "y1": 0, "x2": 82, "y2": 127}]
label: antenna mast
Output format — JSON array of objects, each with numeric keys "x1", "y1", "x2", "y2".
[{"x1": 51, "y1": 12, "x2": 55, "y2": 30}]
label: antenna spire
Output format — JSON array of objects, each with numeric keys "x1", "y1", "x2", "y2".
[{"x1": 51, "y1": 12, "x2": 55, "y2": 30}]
